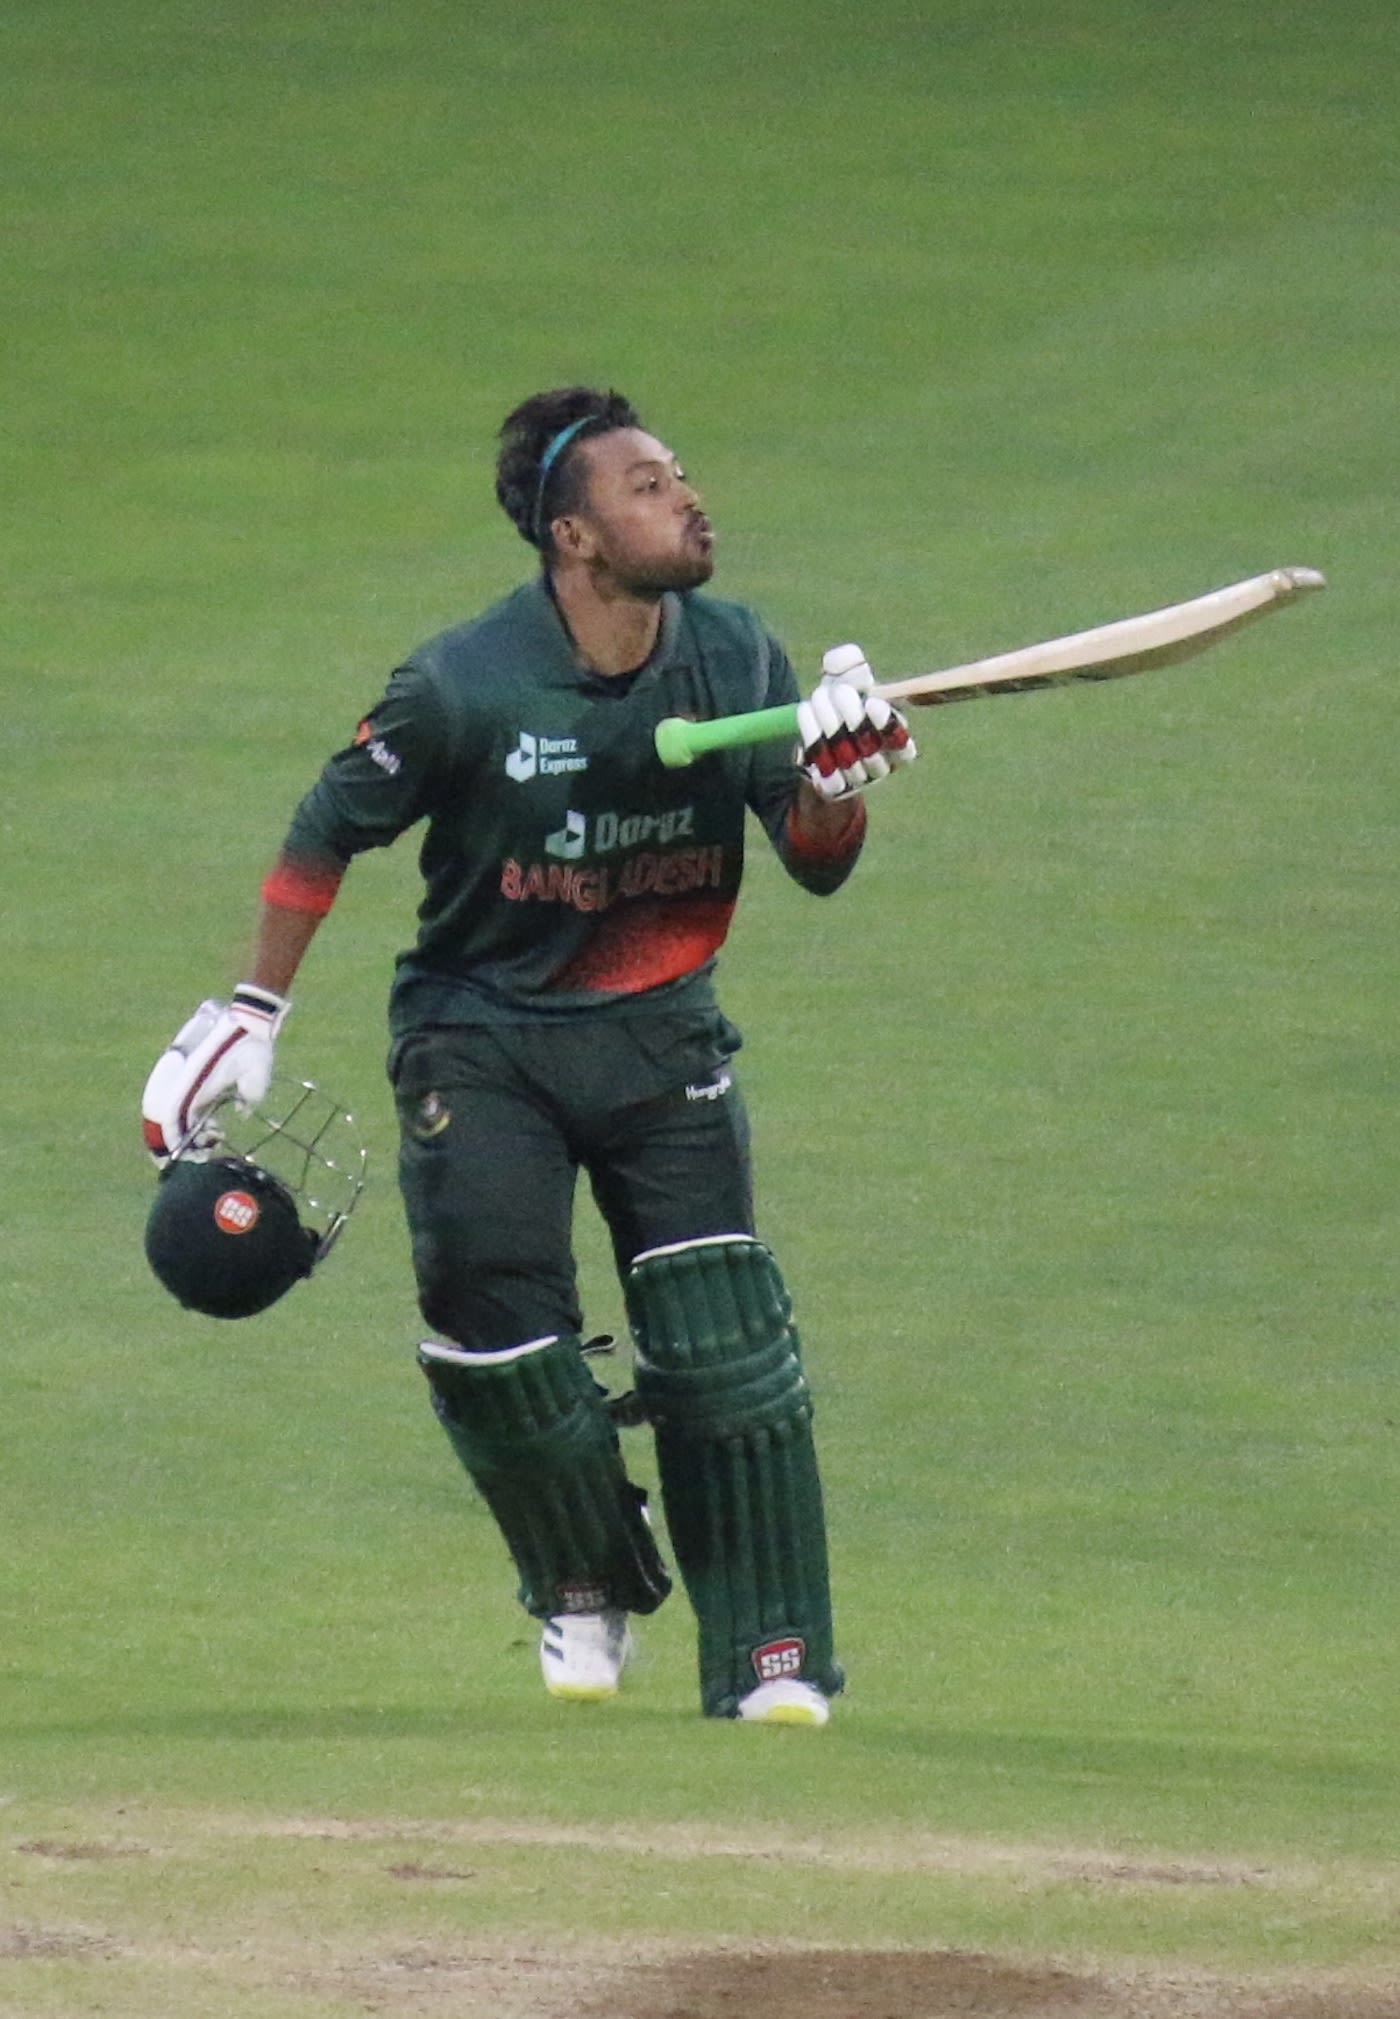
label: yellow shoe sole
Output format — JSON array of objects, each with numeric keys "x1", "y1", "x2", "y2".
[{"x1": 751, "y1": 1701, "x2": 826, "y2": 1726}]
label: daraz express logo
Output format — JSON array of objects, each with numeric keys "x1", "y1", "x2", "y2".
[
  {"x1": 504, "y1": 731, "x2": 589, "y2": 782},
  {"x1": 544, "y1": 805, "x2": 696, "y2": 861}
]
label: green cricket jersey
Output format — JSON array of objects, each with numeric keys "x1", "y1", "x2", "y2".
[{"x1": 281, "y1": 578, "x2": 863, "y2": 1033}]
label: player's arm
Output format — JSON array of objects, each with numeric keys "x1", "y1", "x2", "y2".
[
  {"x1": 140, "y1": 848, "x2": 348, "y2": 1166},
  {"x1": 788, "y1": 773, "x2": 867, "y2": 855},
  {"x1": 142, "y1": 664, "x2": 448, "y2": 1163},
  {"x1": 250, "y1": 849, "x2": 347, "y2": 995}
]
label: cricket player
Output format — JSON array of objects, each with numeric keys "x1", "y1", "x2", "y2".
[{"x1": 143, "y1": 386, "x2": 917, "y2": 1724}]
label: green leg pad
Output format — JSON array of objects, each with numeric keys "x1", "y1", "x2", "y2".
[
  {"x1": 418, "y1": 1333, "x2": 671, "y2": 1619},
  {"x1": 625, "y1": 1236, "x2": 842, "y2": 1717}
]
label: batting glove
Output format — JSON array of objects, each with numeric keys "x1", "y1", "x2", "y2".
[
  {"x1": 141, "y1": 985, "x2": 290, "y2": 1167},
  {"x1": 795, "y1": 643, "x2": 918, "y2": 801}
]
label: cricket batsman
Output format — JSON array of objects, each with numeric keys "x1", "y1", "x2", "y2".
[{"x1": 142, "y1": 385, "x2": 917, "y2": 1723}]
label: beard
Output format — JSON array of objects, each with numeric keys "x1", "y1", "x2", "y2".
[
  {"x1": 613, "y1": 550, "x2": 715, "y2": 596},
  {"x1": 595, "y1": 520, "x2": 716, "y2": 598}
]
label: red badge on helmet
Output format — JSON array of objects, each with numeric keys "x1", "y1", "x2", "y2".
[{"x1": 214, "y1": 1190, "x2": 261, "y2": 1235}]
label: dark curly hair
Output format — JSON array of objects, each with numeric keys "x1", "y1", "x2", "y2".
[{"x1": 495, "y1": 386, "x2": 643, "y2": 555}]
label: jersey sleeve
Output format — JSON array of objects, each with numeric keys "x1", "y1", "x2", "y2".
[
  {"x1": 744, "y1": 624, "x2": 866, "y2": 896},
  {"x1": 280, "y1": 660, "x2": 454, "y2": 867}
]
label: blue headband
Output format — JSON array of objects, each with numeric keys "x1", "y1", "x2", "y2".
[{"x1": 531, "y1": 416, "x2": 595, "y2": 546}]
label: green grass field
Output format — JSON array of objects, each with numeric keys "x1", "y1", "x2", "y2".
[{"x1": 5, "y1": 3, "x2": 1399, "y2": 2013}]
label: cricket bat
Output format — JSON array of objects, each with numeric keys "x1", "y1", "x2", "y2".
[{"x1": 653, "y1": 566, "x2": 1327, "y2": 770}]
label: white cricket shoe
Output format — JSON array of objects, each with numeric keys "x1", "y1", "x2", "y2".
[
  {"x1": 736, "y1": 1678, "x2": 831, "y2": 1726},
  {"x1": 539, "y1": 1609, "x2": 634, "y2": 1701}
]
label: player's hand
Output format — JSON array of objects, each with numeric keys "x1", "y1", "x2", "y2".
[
  {"x1": 141, "y1": 985, "x2": 289, "y2": 1166},
  {"x1": 795, "y1": 644, "x2": 917, "y2": 800}
]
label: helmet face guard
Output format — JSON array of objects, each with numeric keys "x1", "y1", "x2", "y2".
[{"x1": 144, "y1": 1080, "x2": 367, "y2": 1320}]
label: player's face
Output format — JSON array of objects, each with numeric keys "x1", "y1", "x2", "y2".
[{"x1": 566, "y1": 428, "x2": 714, "y2": 594}]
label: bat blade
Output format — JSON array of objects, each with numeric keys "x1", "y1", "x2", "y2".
[
  {"x1": 652, "y1": 566, "x2": 1327, "y2": 768},
  {"x1": 881, "y1": 566, "x2": 1327, "y2": 707}
]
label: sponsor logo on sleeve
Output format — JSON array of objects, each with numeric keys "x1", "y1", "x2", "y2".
[{"x1": 354, "y1": 721, "x2": 402, "y2": 775}]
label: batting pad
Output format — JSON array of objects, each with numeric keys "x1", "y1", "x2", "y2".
[
  {"x1": 418, "y1": 1333, "x2": 671, "y2": 1619},
  {"x1": 625, "y1": 1235, "x2": 842, "y2": 1717}
]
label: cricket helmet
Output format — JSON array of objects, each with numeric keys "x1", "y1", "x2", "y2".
[{"x1": 144, "y1": 1079, "x2": 367, "y2": 1320}]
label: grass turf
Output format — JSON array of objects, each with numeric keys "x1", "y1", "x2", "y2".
[{"x1": 4, "y1": 0, "x2": 1398, "y2": 2004}]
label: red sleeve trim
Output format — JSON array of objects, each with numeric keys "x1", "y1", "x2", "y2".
[
  {"x1": 784, "y1": 795, "x2": 867, "y2": 864},
  {"x1": 261, "y1": 853, "x2": 345, "y2": 917}
]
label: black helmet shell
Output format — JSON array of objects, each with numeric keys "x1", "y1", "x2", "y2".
[{"x1": 145, "y1": 1154, "x2": 319, "y2": 1319}]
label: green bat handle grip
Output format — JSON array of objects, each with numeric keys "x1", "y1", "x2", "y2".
[{"x1": 653, "y1": 702, "x2": 801, "y2": 769}]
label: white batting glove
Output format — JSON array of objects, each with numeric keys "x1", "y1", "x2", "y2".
[
  {"x1": 795, "y1": 643, "x2": 918, "y2": 800},
  {"x1": 141, "y1": 985, "x2": 289, "y2": 1166}
]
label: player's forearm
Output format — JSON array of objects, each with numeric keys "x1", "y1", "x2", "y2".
[
  {"x1": 246, "y1": 851, "x2": 346, "y2": 995},
  {"x1": 246, "y1": 900, "x2": 322, "y2": 997},
  {"x1": 791, "y1": 777, "x2": 865, "y2": 848},
  {"x1": 772, "y1": 780, "x2": 867, "y2": 896}
]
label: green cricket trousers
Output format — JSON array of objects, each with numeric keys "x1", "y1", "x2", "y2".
[{"x1": 390, "y1": 1004, "x2": 751, "y2": 1349}]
